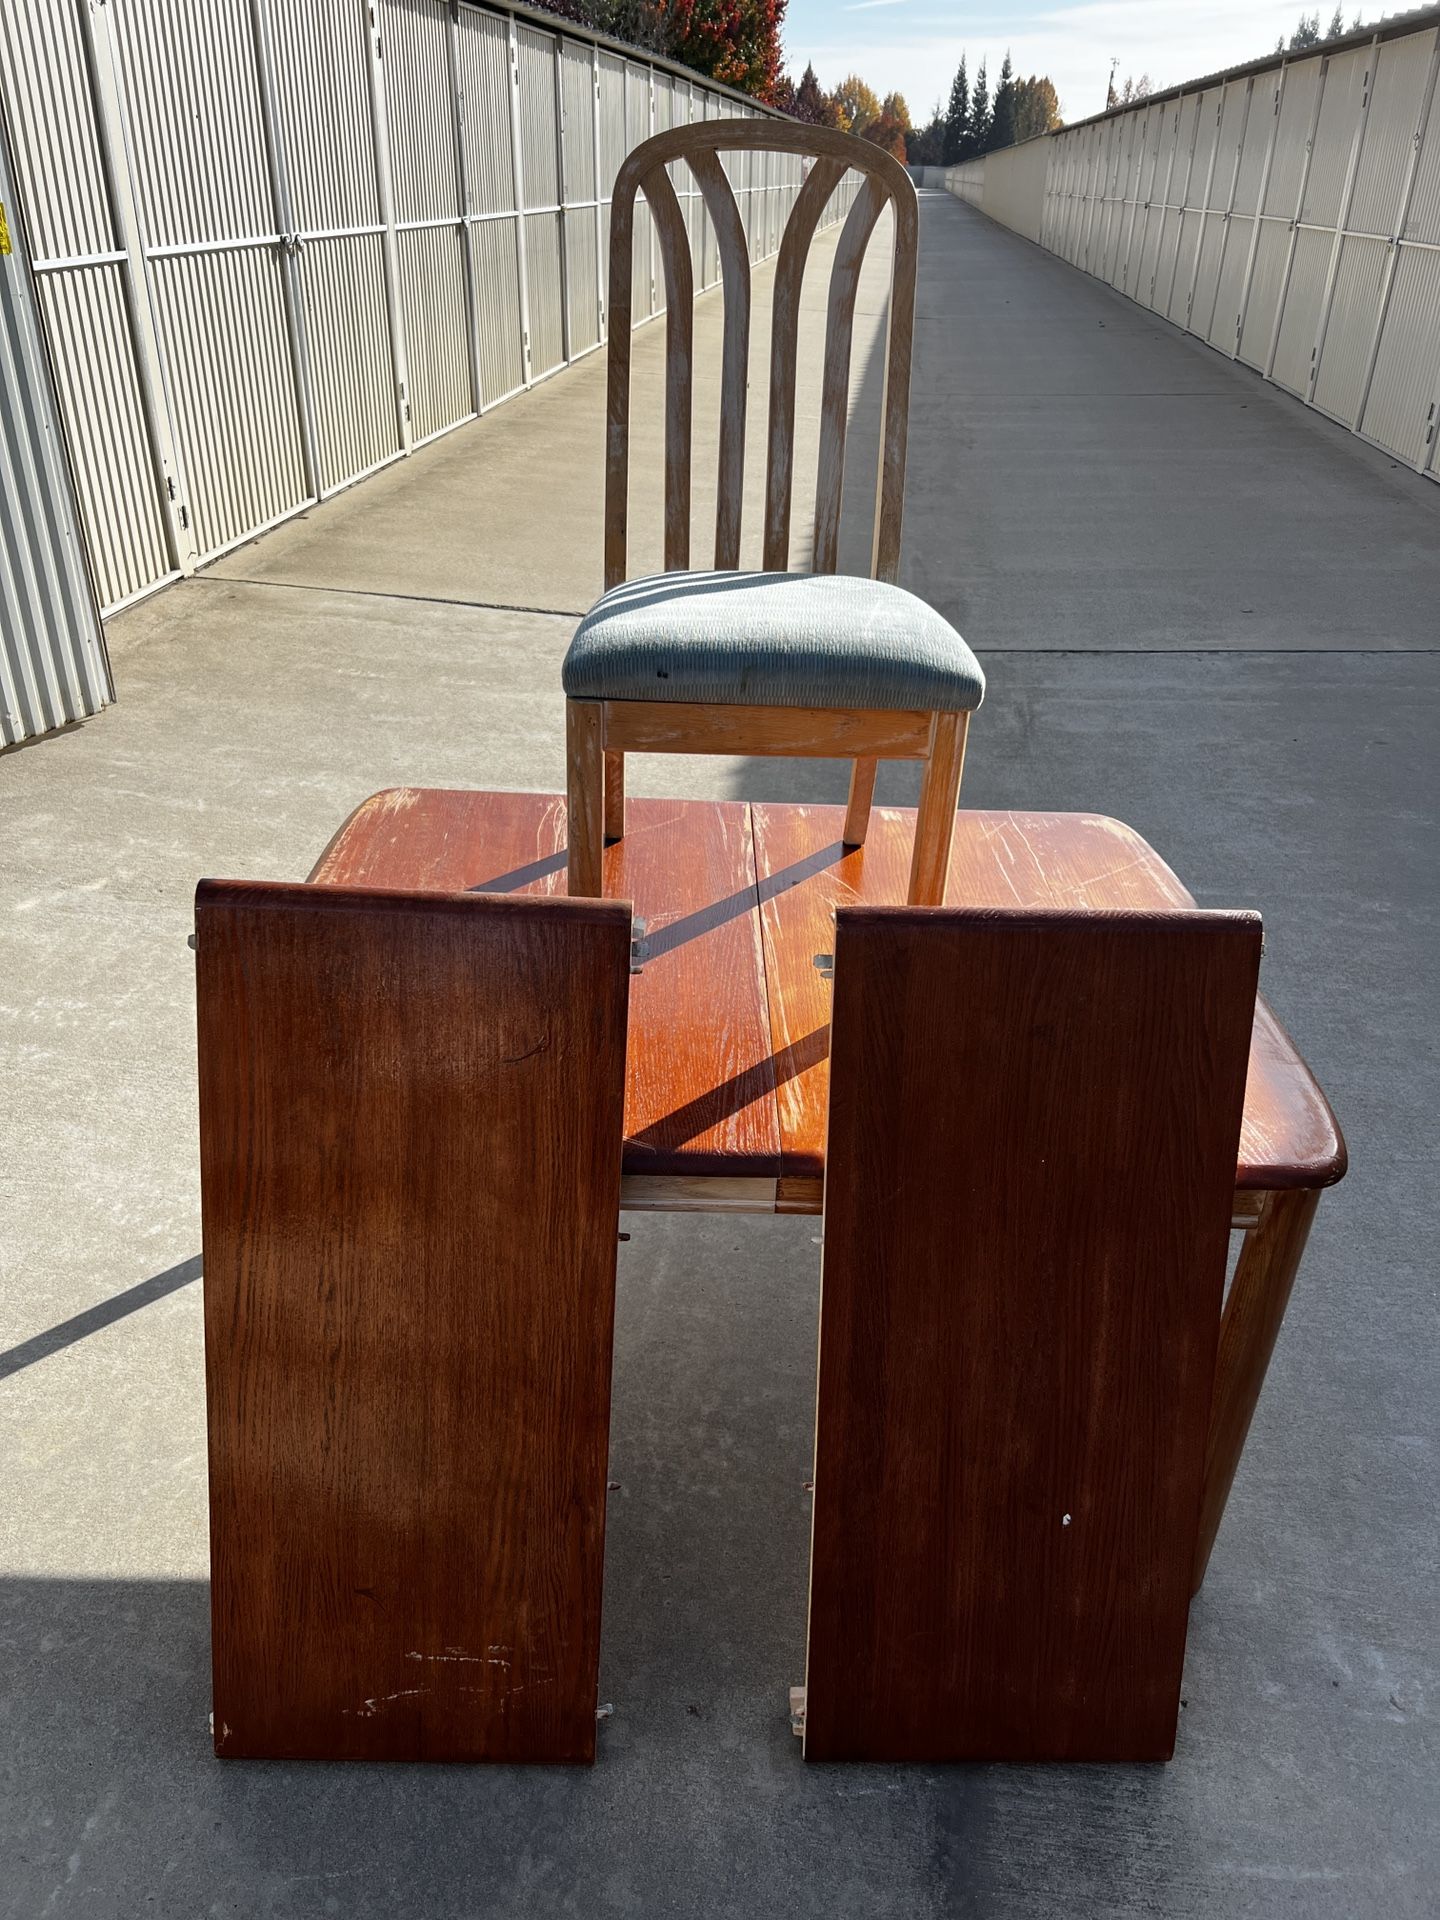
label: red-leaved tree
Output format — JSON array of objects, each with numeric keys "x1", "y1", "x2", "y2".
[{"x1": 661, "y1": 0, "x2": 788, "y2": 102}]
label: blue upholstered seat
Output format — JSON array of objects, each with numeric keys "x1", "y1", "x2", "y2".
[{"x1": 562, "y1": 571, "x2": 985, "y2": 713}]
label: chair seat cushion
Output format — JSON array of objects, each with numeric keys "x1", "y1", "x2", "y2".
[{"x1": 562, "y1": 571, "x2": 985, "y2": 713}]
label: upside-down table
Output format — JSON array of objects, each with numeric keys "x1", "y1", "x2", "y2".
[
  {"x1": 200, "y1": 788, "x2": 1344, "y2": 1763},
  {"x1": 312, "y1": 788, "x2": 1344, "y2": 1583}
]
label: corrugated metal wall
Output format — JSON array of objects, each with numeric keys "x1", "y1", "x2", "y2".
[
  {"x1": 0, "y1": 0, "x2": 859, "y2": 619},
  {"x1": 943, "y1": 13, "x2": 1440, "y2": 481},
  {"x1": 0, "y1": 110, "x2": 110, "y2": 747}
]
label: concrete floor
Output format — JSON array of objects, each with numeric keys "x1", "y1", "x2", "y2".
[{"x1": 2, "y1": 190, "x2": 1437, "y2": 1917}]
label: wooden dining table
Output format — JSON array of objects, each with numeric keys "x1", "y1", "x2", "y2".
[{"x1": 311, "y1": 786, "x2": 1346, "y2": 1589}]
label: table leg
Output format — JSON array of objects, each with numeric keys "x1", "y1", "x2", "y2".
[{"x1": 1193, "y1": 1186, "x2": 1321, "y2": 1594}]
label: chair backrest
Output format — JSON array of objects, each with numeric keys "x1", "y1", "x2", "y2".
[
  {"x1": 604, "y1": 121, "x2": 918, "y2": 591},
  {"x1": 803, "y1": 904, "x2": 1262, "y2": 1762},
  {"x1": 196, "y1": 880, "x2": 631, "y2": 1761}
]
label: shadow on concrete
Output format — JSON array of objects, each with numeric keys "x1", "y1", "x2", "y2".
[{"x1": 0, "y1": 1256, "x2": 202, "y2": 1382}]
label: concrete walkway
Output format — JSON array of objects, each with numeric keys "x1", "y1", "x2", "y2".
[{"x1": 2, "y1": 191, "x2": 1437, "y2": 1919}]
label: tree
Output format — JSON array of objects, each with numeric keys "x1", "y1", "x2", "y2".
[
  {"x1": 989, "y1": 51, "x2": 1017, "y2": 151},
  {"x1": 905, "y1": 101, "x2": 946, "y2": 166},
  {"x1": 969, "y1": 58, "x2": 990, "y2": 155},
  {"x1": 1115, "y1": 72, "x2": 1151, "y2": 106},
  {"x1": 882, "y1": 92, "x2": 912, "y2": 131},
  {"x1": 829, "y1": 73, "x2": 881, "y2": 132},
  {"x1": 790, "y1": 61, "x2": 829, "y2": 125},
  {"x1": 942, "y1": 56, "x2": 969, "y2": 165},
  {"x1": 858, "y1": 108, "x2": 908, "y2": 162},
  {"x1": 1289, "y1": 11, "x2": 1322, "y2": 48},
  {"x1": 659, "y1": 0, "x2": 789, "y2": 100},
  {"x1": 1013, "y1": 75, "x2": 1061, "y2": 142},
  {"x1": 1327, "y1": 5, "x2": 1345, "y2": 33}
]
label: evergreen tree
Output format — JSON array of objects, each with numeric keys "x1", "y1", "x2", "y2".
[
  {"x1": 905, "y1": 106, "x2": 947, "y2": 166},
  {"x1": 1289, "y1": 12, "x2": 1322, "y2": 48},
  {"x1": 1326, "y1": 6, "x2": 1344, "y2": 34},
  {"x1": 792, "y1": 61, "x2": 828, "y2": 125},
  {"x1": 969, "y1": 58, "x2": 990, "y2": 156},
  {"x1": 942, "y1": 56, "x2": 969, "y2": 165},
  {"x1": 990, "y1": 51, "x2": 1017, "y2": 151}
]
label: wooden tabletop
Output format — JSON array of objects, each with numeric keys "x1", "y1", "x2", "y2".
[{"x1": 310, "y1": 789, "x2": 1346, "y2": 1208}]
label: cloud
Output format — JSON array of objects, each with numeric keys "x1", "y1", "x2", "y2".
[{"x1": 843, "y1": 0, "x2": 909, "y2": 10}]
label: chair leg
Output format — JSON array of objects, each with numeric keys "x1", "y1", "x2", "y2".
[
  {"x1": 1192, "y1": 1187, "x2": 1320, "y2": 1594},
  {"x1": 843, "y1": 758, "x2": 878, "y2": 847},
  {"x1": 906, "y1": 712, "x2": 969, "y2": 906},
  {"x1": 566, "y1": 700, "x2": 605, "y2": 897},
  {"x1": 604, "y1": 749, "x2": 625, "y2": 843}
]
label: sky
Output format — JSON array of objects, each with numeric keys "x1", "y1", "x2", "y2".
[{"x1": 780, "y1": 1, "x2": 1357, "y2": 127}]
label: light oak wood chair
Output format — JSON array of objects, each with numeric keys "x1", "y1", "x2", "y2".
[
  {"x1": 564, "y1": 121, "x2": 985, "y2": 906},
  {"x1": 799, "y1": 903, "x2": 1262, "y2": 1763}
]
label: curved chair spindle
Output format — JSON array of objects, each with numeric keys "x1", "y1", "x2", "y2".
[
  {"x1": 575, "y1": 122, "x2": 979, "y2": 907},
  {"x1": 640, "y1": 163, "x2": 694, "y2": 574},
  {"x1": 686, "y1": 150, "x2": 750, "y2": 570},
  {"x1": 764, "y1": 157, "x2": 847, "y2": 572}
]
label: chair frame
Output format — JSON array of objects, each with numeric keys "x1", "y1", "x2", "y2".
[{"x1": 566, "y1": 122, "x2": 970, "y2": 905}]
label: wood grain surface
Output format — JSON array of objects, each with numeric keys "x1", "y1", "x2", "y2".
[
  {"x1": 196, "y1": 880, "x2": 630, "y2": 1761},
  {"x1": 312, "y1": 789, "x2": 779, "y2": 1179},
  {"x1": 751, "y1": 803, "x2": 1346, "y2": 1193},
  {"x1": 312, "y1": 790, "x2": 1345, "y2": 1196},
  {"x1": 803, "y1": 905, "x2": 1262, "y2": 1762}
]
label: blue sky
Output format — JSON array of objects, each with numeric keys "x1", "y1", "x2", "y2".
[{"x1": 781, "y1": 2, "x2": 1345, "y2": 126}]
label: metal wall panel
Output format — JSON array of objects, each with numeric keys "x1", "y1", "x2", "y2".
[
  {"x1": 3, "y1": 0, "x2": 846, "y2": 627},
  {"x1": 0, "y1": 2, "x2": 112, "y2": 260},
  {"x1": 1408, "y1": 75, "x2": 1440, "y2": 241},
  {"x1": 301, "y1": 234, "x2": 398, "y2": 490},
  {"x1": 460, "y1": 9, "x2": 518, "y2": 213},
  {"x1": 564, "y1": 205, "x2": 600, "y2": 354},
  {"x1": 1360, "y1": 246, "x2": 1440, "y2": 461},
  {"x1": 1271, "y1": 226, "x2": 1332, "y2": 392},
  {"x1": 517, "y1": 25, "x2": 560, "y2": 211},
  {"x1": 524, "y1": 211, "x2": 564, "y2": 375},
  {"x1": 111, "y1": 0, "x2": 273, "y2": 247},
  {"x1": 149, "y1": 246, "x2": 307, "y2": 555},
  {"x1": 472, "y1": 214, "x2": 525, "y2": 401},
  {"x1": 1350, "y1": 29, "x2": 1435, "y2": 232},
  {"x1": 381, "y1": 0, "x2": 460, "y2": 225},
  {"x1": 1302, "y1": 47, "x2": 1370, "y2": 226},
  {"x1": 560, "y1": 40, "x2": 597, "y2": 203},
  {"x1": 1209, "y1": 215, "x2": 1253, "y2": 349},
  {"x1": 597, "y1": 53, "x2": 626, "y2": 195},
  {"x1": 1268, "y1": 58, "x2": 1323, "y2": 214},
  {"x1": 945, "y1": 16, "x2": 1440, "y2": 476},
  {"x1": 269, "y1": 0, "x2": 398, "y2": 494},
  {"x1": 111, "y1": 0, "x2": 308, "y2": 559},
  {"x1": 398, "y1": 224, "x2": 472, "y2": 440},
  {"x1": 1239, "y1": 219, "x2": 1293, "y2": 367},
  {"x1": 1313, "y1": 236, "x2": 1389, "y2": 418},
  {"x1": 35, "y1": 267, "x2": 171, "y2": 606},
  {"x1": 0, "y1": 120, "x2": 110, "y2": 746},
  {"x1": 1, "y1": 0, "x2": 174, "y2": 608}
]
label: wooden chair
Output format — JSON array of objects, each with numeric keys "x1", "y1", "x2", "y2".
[
  {"x1": 564, "y1": 122, "x2": 985, "y2": 907},
  {"x1": 196, "y1": 880, "x2": 631, "y2": 1762},
  {"x1": 798, "y1": 904, "x2": 1262, "y2": 1762}
]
